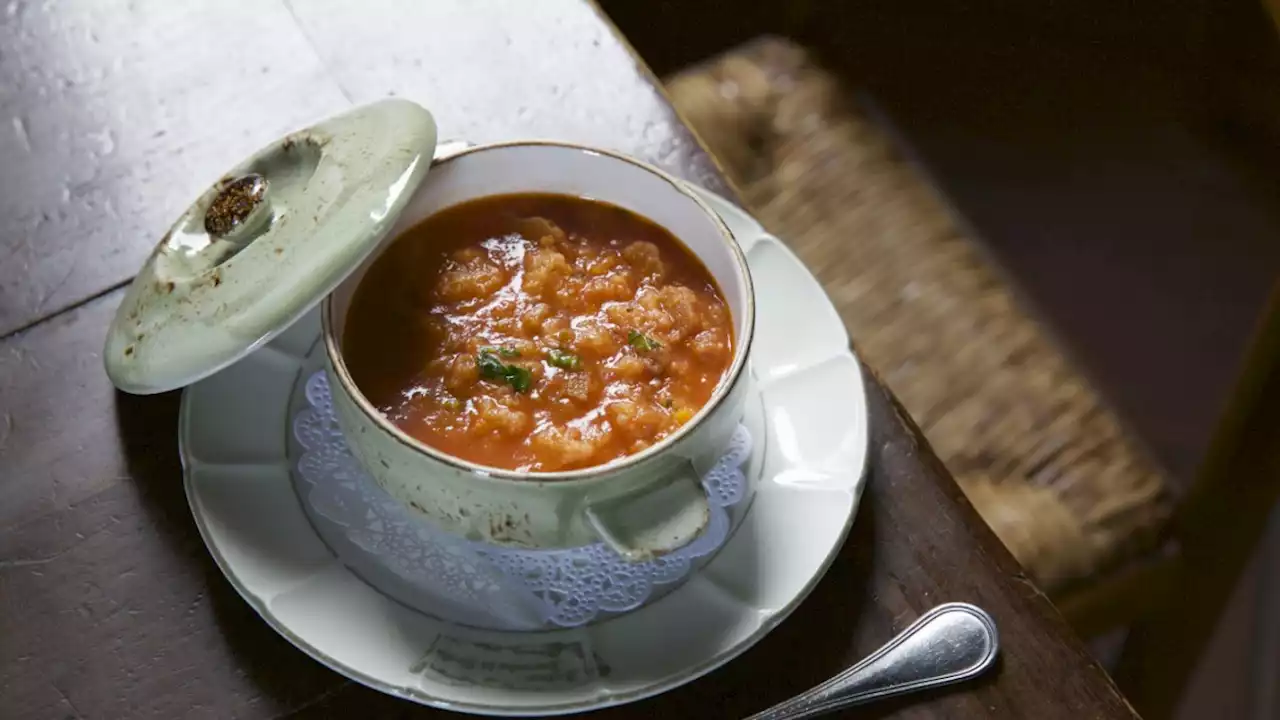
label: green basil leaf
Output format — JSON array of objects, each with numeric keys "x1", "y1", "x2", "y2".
[
  {"x1": 476, "y1": 350, "x2": 532, "y2": 393},
  {"x1": 506, "y1": 365, "x2": 532, "y2": 393},
  {"x1": 627, "y1": 330, "x2": 662, "y2": 352},
  {"x1": 546, "y1": 348, "x2": 582, "y2": 370},
  {"x1": 476, "y1": 350, "x2": 507, "y2": 379}
]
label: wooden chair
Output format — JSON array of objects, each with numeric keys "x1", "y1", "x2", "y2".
[{"x1": 660, "y1": 38, "x2": 1280, "y2": 718}]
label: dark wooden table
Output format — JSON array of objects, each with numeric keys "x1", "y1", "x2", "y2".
[{"x1": 0, "y1": 2, "x2": 1140, "y2": 718}]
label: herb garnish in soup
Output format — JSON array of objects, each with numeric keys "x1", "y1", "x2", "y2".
[{"x1": 342, "y1": 193, "x2": 734, "y2": 473}]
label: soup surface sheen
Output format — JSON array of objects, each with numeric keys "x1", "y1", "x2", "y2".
[{"x1": 343, "y1": 193, "x2": 734, "y2": 473}]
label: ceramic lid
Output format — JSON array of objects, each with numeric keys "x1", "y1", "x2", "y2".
[{"x1": 104, "y1": 99, "x2": 438, "y2": 394}]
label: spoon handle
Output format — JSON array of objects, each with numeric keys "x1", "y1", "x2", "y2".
[{"x1": 746, "y1": 603, "x2": 999, "y2": 720}]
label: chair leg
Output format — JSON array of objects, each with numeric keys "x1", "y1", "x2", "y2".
[{"x1": 1114, "y1": 283, "x2": 1280, "y2": 719}]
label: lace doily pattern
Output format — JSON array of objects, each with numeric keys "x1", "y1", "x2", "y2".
[{"x1": 292, "y1": 372, "x2": 751, "y2": 630}]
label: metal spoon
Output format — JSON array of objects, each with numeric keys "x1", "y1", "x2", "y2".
[{"x1": 746, "y1": 603, "x2": 1000, "y2": 719}]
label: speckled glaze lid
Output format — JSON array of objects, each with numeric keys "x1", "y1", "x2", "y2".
[{"x1": 104, "y1": 99, "x2": 438, "y2": 394}]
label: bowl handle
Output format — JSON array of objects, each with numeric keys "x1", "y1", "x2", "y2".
[{"x1": 584, "y1": 464, "x2": 710, "y2": 562}]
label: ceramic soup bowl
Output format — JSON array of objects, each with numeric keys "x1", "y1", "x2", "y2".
[{"x1": 322, "y1": 142, "x2": 756, "y2": 560}]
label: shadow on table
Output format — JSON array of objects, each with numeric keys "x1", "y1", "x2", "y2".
[
  {"x1": 113, "y1": 390, "x2": 345, "y2": 713},
  {"x1": 610, "y1": 479, "x2": 999, "y2": 719},
  {"x1": 851, "y1": 655, "x2": 1004, "y2": 720},
  {"x1": 113, "y1": 388, "x2": 967, "y2": 718},
  {"x1": 588, "y1": 497, "x2": 876, "y2": 718}
]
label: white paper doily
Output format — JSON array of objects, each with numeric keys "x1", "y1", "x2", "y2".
[
  {"x1": 290, "y1": 371, "x2": 752, "y2": 631},
  {"x1": 183, "y1": 183, "x2": 869, "y2": 716}
]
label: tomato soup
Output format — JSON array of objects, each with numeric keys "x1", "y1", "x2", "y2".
[{"x1": 342, "y1": 193, "x2": 735, "y2": 472}]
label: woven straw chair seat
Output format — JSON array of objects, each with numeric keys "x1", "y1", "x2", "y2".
[{"x1": 665, "y1": 38, "x2": 1172, "y2": 593}]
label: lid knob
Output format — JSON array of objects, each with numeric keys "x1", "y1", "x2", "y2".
[
  {"x1": 204, "y1": 174, "x2": 270, "y2": 239},
  {"x1": 104, "y1": 98, "x2": 438, "y2": 395}
]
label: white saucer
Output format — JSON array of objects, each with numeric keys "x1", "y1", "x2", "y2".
[{"x1": 179, "y1": 185, "x2": 870, "y2": 716}]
